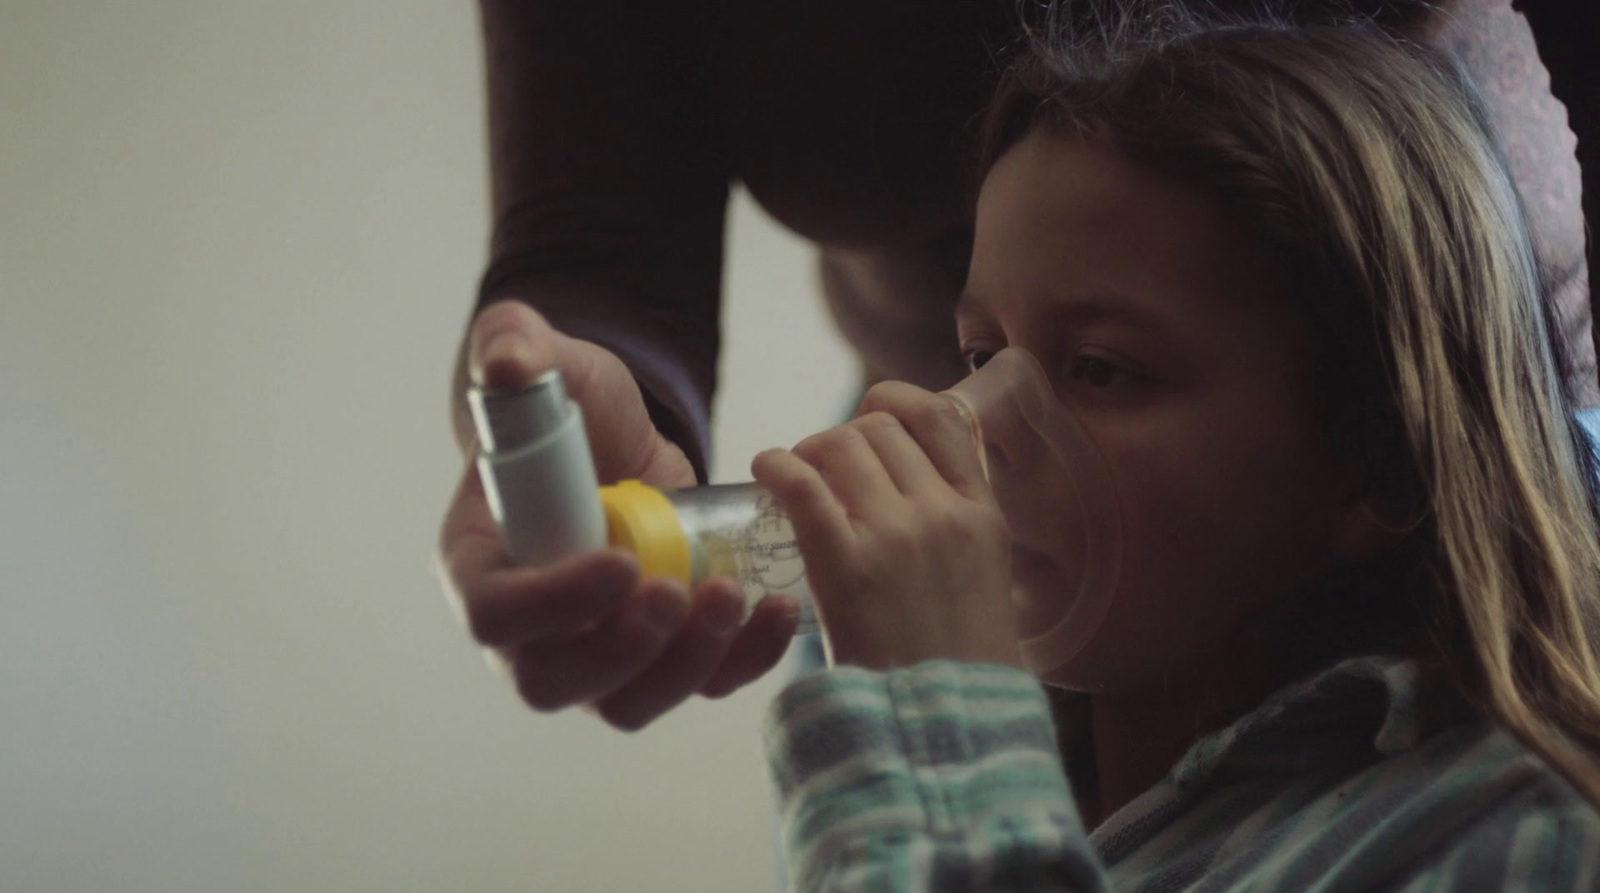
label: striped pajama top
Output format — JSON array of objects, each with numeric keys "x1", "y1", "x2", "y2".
[{"x1": 763, "y1": 655, "x2": 1600, "y2": 892}]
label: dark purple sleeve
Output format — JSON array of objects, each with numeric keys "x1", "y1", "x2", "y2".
[{"x1": 469, "y1": 0, "x2": 731, "y2": 481}]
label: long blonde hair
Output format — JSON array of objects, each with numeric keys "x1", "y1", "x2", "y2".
[{"x1": 978, "y1": 2, "x2": 1600, "y2": 804}]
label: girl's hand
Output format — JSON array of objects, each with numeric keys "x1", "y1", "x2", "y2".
[{"x1": 751, "y1": 382, "x2": 1022, "y2": 671}]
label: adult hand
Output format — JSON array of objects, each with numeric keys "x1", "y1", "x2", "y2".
[
  {"x1": 751, "y1": 382, "x2": 1021, "y2": 671},
  {"x1": 435, "y1": 300, "x2": 800, "y2": 730}
]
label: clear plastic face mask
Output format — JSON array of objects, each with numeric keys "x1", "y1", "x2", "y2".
[{"x1": 941, "y1": 346, "x2": 1123, "y2": 675}]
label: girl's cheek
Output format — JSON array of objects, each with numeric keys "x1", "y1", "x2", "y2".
[{"x1": 1079, "y1": 466, "x2": 1229, "y2": 680}]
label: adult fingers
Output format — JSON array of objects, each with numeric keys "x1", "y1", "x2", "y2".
[
  {"x1": 466, "y1": 300, "x2": 695, "y2": 488},
  {"x1": 453, "y1": 547, "x2": 640, "y2": 647},
  {"x1": 436, "y1": 444, "x2": 500, "y2": 569},
  {"x1": 500, "y1": 577, "x2": 690, "y2": 712},
  {"x1": 699, "y1": 594, "x2": 803, "y2": 699},
  {"x1": 435, "y1": 457, "x2": 637, "y2": 646},
  {"x1": 587, "y1": 578, "x2": 749, "y2": 731},
  {"x1": 468, "y1": 299, "x2": 567, "y2": 390}
]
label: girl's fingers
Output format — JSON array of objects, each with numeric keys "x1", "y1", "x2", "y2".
[
  {"x1": 587, "y1": 578, "x2": 750, "y2": 730},
  {"x1": 699, "y1": 594, "x2": 803, "y2": 698},
  {"x1": 857, "y1": 381, "x2": 990, "y2": 502},
  {"x1": 851, "y1": 411, "x2": 947, "y2": 498},
  {"x1": 752, "y1": 447, "x2": 856, "y2": 554},
  {"x1": 789, "y1": 424, "x2": 900, "y2": 518},
  {"x1": 501, "y1": 577, "x2": 689, "y2": 712}
]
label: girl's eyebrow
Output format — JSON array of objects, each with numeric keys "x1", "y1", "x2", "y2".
[
  {"x1": 1043, "y1": 296, "x2": 1177, "y2": 337},
  {"x1": 957, "y1": 290, "x2": 1177, "y2": 337}
]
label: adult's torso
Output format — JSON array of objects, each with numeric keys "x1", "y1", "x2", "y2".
[{"x1": 693, "y1": 0, "x2": 1012, "y2": 390}]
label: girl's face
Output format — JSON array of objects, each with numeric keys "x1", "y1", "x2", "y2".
[{"x1": 960, "y1": 131, "x2": 1372, "y2": 693}]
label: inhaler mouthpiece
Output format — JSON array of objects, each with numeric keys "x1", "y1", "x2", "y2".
[{"x1": 941, "y1": 347, "x2": 1123, "y2": 675}]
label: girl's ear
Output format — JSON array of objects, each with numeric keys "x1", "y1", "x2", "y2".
[
  {"x1": 1330, "y1": 501, "x2": 1414, "y2": 563},
  {"x1": 1328, "y1": 463, "x2": 1427, "y2": 563}
]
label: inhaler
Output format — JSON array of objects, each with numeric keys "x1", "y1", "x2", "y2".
[
  {"x1": 467, "y1": 371, "x2": 820, "y2": 635},
  {"x1": 467, "y1": 348, "x2": 1122, "y2": 672}
]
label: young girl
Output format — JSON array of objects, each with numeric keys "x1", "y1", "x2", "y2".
[{"x1": 749, "y1": 7, "x2": 1600, "y2": 891}]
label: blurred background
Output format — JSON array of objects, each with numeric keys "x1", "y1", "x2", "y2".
[{"x1": 0, "y1": 2, "x2": 856, "y2": 890}]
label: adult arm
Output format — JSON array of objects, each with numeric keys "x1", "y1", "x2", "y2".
[
  {"x1": 433, "y1": 5, "x2": 798, "y2": 733},
  {"x1": 452, "y1": 0, "x2": 731, "y2": 481}
]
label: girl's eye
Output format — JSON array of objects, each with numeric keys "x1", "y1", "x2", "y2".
[
  {"x1": 962, "y1": 349, "x2": 998, "y2": 373},
  {"x1": 1069, "y1": 355, "x2": 1136, "y2": 388}
]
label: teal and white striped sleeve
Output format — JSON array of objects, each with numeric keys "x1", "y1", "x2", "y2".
[
  {"x1": 1386, "y1": 764, "x2": 1600, "y2": 892},
  {"x1": 764, "y1": 660, "x2": 1110, "y2": 893}
]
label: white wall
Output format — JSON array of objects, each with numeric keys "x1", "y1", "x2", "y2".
[{"x1": 0, "y1": 3, "x2": 857, "y2": 891}]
